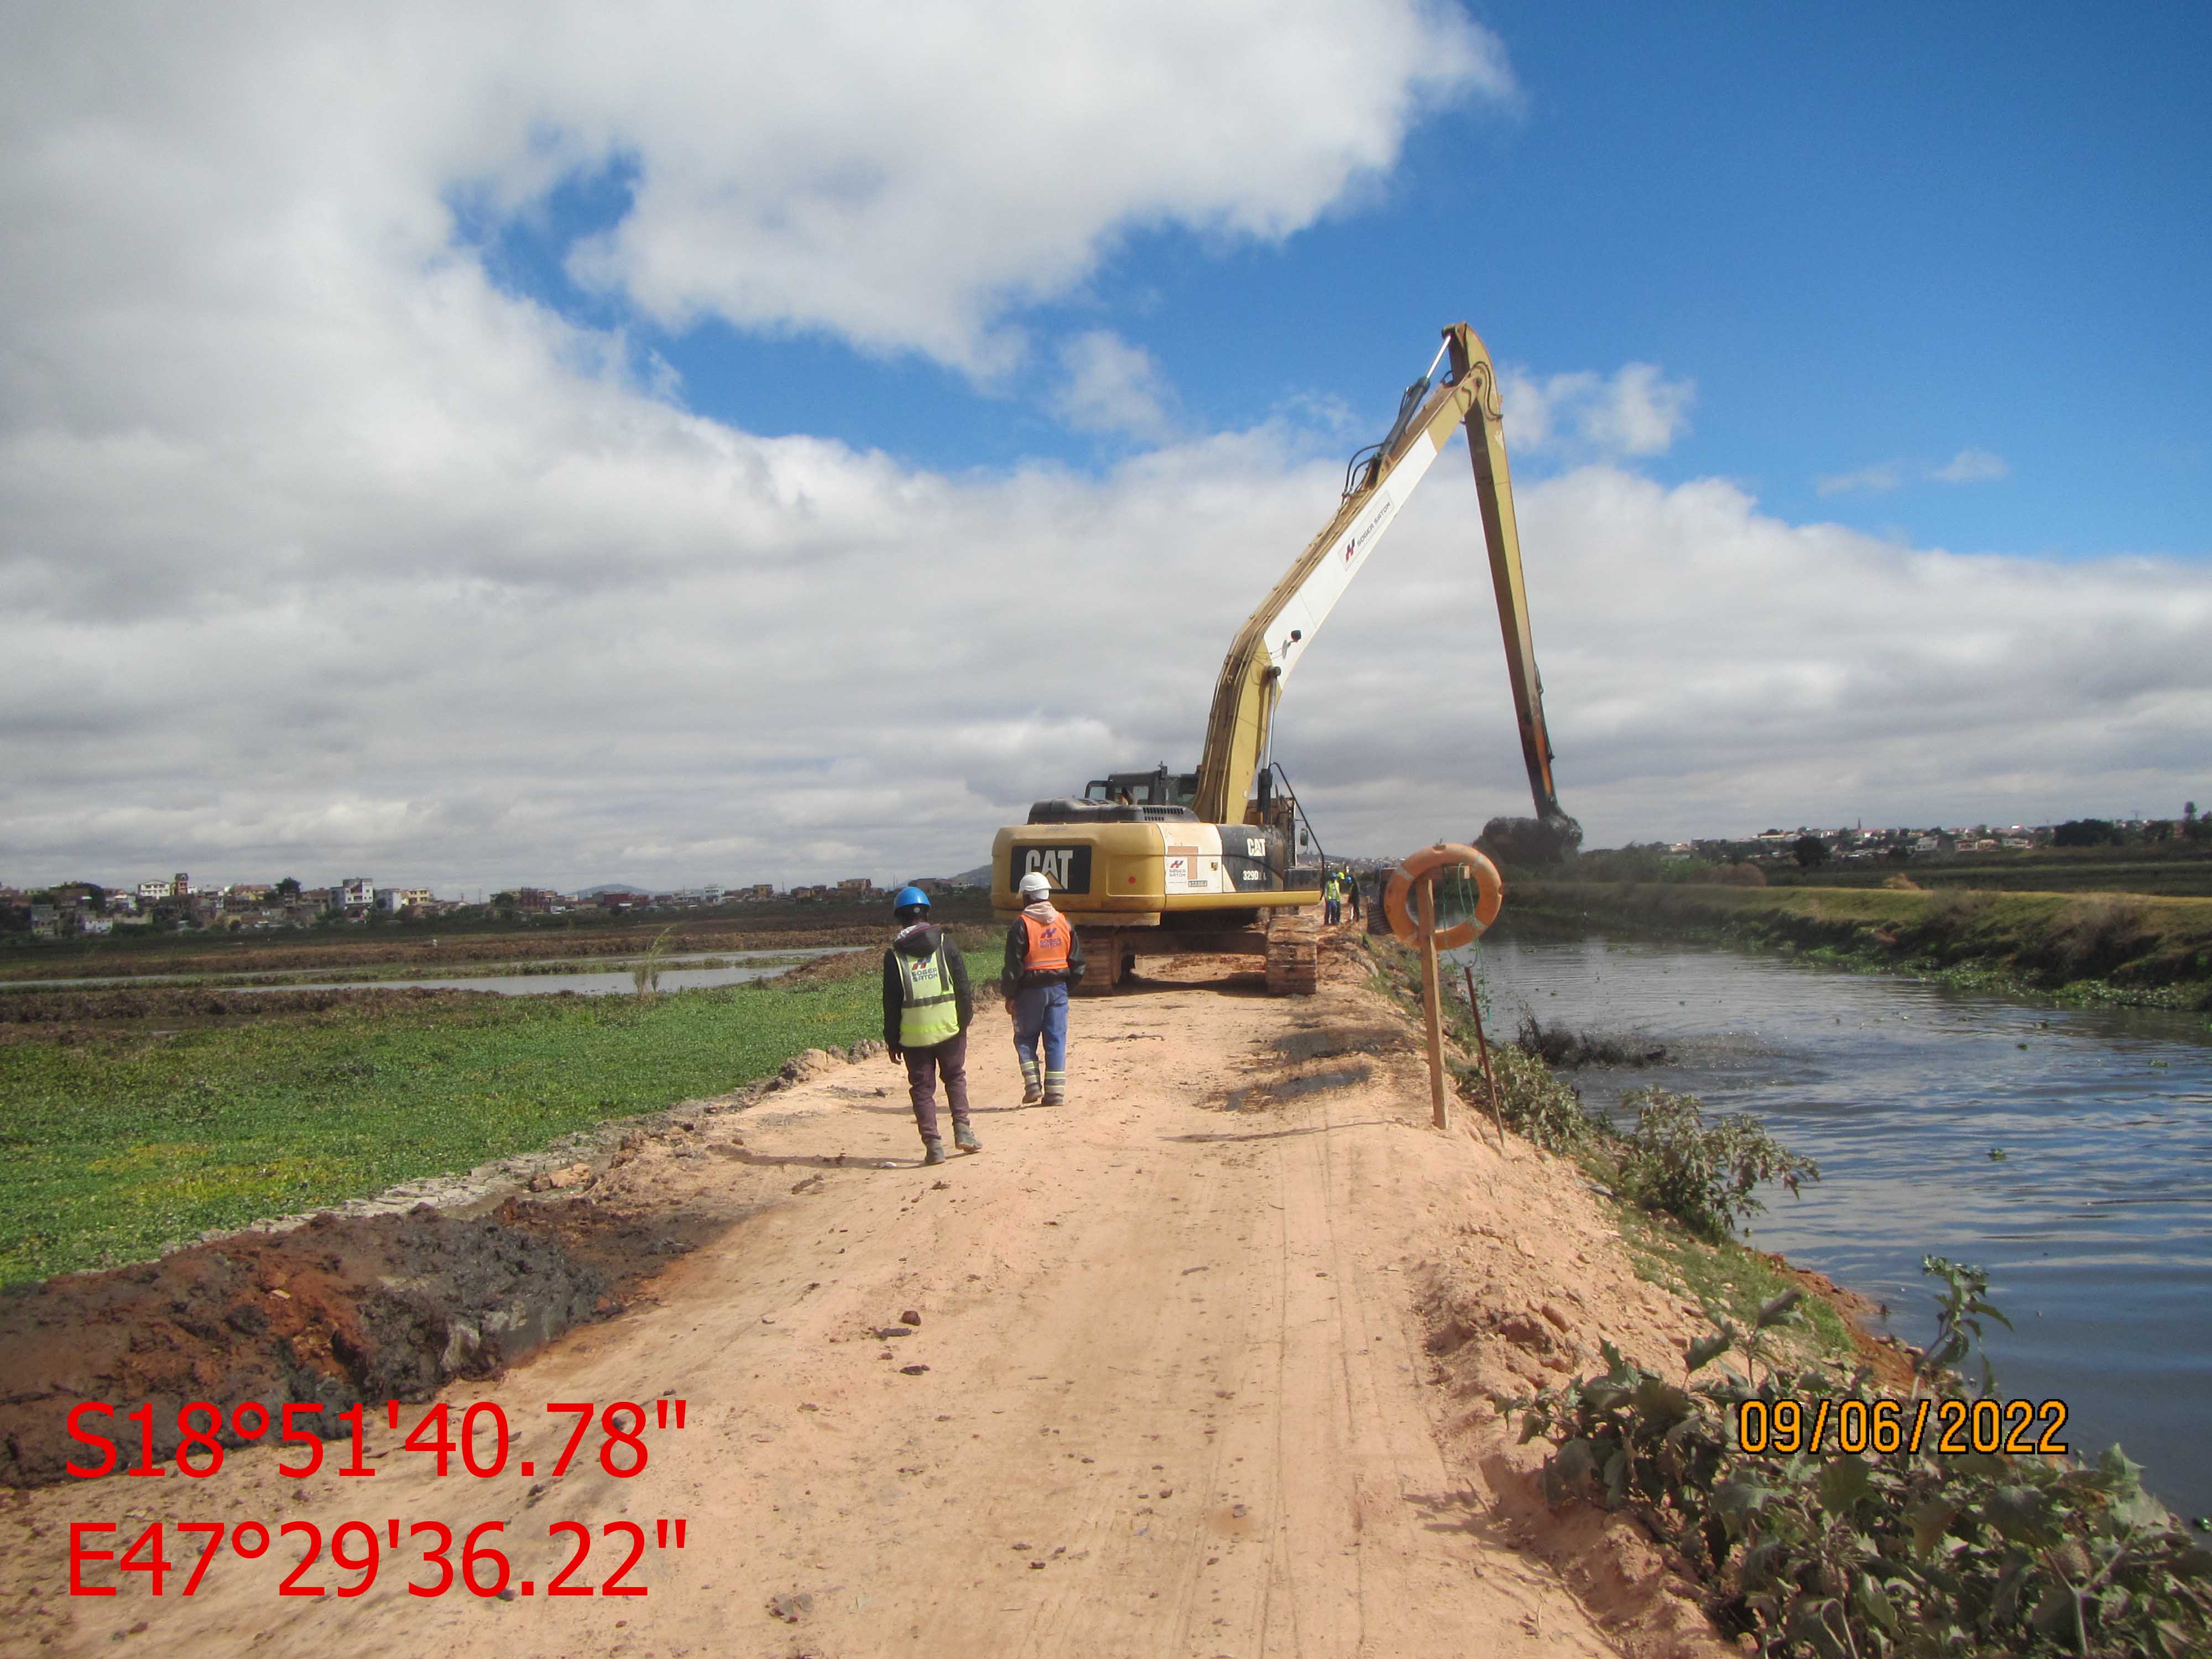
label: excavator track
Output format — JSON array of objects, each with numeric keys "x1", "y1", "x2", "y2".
[
  {"x1": 1076, "y1": 929, "x2": 1125, "y2": 994},
  {"x1": 1264, "y1": 909, "x2": 1319, "y2": 996}
]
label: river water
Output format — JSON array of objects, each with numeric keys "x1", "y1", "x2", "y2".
[{"x1": 1458, "y1": 930, "x2": 2212, "y2": 1519}]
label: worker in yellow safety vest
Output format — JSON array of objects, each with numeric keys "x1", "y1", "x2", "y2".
[{"x1": 882, "y1": 886, "x2": 977, "y2": 1165}]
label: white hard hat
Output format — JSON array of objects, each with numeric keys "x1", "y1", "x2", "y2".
[{"x1": 1018, "y1": 870, "x2": 1052, "y2": 898}]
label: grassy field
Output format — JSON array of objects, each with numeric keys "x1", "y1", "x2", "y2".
[
  {"x1": 0, "y1": 941, "x2": 1001, "y2": 1287},
  {"x1": 1760, "y1": 844, "x2": 2212, "y2": 896},
  {"x1": 1511, "y1": 881, "x2": 2212, "y2": 1005}
]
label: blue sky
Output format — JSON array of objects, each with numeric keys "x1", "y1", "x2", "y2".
[
  {"x1": 484, "y1": 4, "x2": 2211, "y2": 559},
  {"x1": 5, "y1": 2, "x2": 2208, "y2": 889}
]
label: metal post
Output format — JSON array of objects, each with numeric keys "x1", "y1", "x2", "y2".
[
  {"x1": 1465, "y1": 962, "x2": 1506, "y2": 1153},
  {"x1": 1417, "y1": 874, "x2": 1448, "y2": 1130}
]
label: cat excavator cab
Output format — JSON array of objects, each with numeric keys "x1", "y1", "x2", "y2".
[{"x1": 993, "y1": 321, "x2": 1579, "y2": 994}]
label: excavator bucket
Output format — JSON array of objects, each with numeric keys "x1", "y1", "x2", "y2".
[{"x1": 1477, "y1": 812, "x2": 1584, "y2": 869}]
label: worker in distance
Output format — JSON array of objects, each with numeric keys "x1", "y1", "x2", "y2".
[
  {"x1": 1001, "y1": 869, "x2": 1084, "y2": 1107},
  {"x1": 882, "y1": 886, "x2": 979, "y2": 1166}
]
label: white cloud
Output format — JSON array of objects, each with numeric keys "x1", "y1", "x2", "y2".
[
  {"x1": 1931, "y1": 447, "x2": 2010, "y2": 484},
  {"x1": 0, "y1": 2, "x2": 1513, "y2": 380},
  {"x1": 0, "y1": 7, "x2": 2200, "y2": 893},
  {"x1": 1050, "y1": 330, "x2": 1176, "y2": 439},
  {"x1": 1819, "y1": 448, "x2": 2010, "y2": 495},
  {"x1": 1500, "y1": 362, "x2": 1694, "y2": 460}
]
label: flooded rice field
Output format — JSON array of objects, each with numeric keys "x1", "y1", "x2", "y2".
[{"x1": 11, "y1": 948, "x2": 844, "y2": 997}]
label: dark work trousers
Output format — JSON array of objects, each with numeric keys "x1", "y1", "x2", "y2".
[{"x1": 902, "y1": 1030, "x2": 972, "y2": 1146}]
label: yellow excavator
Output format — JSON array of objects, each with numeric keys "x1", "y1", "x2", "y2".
[{"x1": 992, "y1": 321, "x2": 1579, "y2": 993}]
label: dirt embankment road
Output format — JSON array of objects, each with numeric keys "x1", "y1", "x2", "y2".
[{"x1": 8, "y1": 938, "x2": 1727, "y2": 1658}]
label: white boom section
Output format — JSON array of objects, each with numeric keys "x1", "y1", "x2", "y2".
[{"x1": 1262, "y1": 426, "x2": 1444, "y2": 690}]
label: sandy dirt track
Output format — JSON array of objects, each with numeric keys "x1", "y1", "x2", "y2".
[{"x1": 8, "y1": 941, "x2": 1730, "y2": 1658}]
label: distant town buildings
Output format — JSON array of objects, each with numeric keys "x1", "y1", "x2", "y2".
[
  {"x1": 6, "y1": 806, "x2": 2206, "y2": 949},
  {"x1": 0, "y1": 867, "x2": 968, "y2": 941}
]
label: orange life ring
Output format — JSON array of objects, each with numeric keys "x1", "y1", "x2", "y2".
[{"x1": 1385, "y1": 843, "x2": 1504, "y2": 950}]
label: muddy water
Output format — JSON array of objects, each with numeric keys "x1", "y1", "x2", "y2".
[{"x1": 1459, "y1": 931, "x2": 2212, "y2": 1518}]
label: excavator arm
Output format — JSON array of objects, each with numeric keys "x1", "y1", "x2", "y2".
[{"x1": 1190, "y1": 322, "x2": 1579, "y2": 856}]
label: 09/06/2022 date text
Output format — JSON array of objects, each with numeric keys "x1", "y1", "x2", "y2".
[{"x1": 1736, "y1": 1395, "x2": 2069, "y2": 1459}]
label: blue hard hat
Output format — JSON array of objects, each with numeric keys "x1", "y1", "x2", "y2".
[{"x1": 891, "y1": 885, "x2": 931, "y2": 912}]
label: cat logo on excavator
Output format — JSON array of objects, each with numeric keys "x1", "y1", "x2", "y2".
[{"x1": 1019, "y1": 846, "x2": 1090, "y2": 892}]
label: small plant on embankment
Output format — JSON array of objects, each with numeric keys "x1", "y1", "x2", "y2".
[
  {"x1": 1611, "y1": 1088, "x2": 1822, "y2": 1245},
  {"x1": 1509, "y1": 1263, "x2": 2212, "y2": 1658}
]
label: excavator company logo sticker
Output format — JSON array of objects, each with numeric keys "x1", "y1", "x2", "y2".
[
  {"x1": 1343, "y1": 493, "x2": 1394, "y2": 564},
  {"x1": 1019, "y1": 847, "x2": 1091, "y2": 893}
]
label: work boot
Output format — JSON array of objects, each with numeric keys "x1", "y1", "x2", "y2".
[
  {"x1": 1017, "y1": 1053, "x2": 1044, "y2": 1105},
  {"x1": 1042, "y1": 1068, "x2": 1066, "y2": 1108},
  {"x1": 922, "y1": 1140, "x2": 947, "y2": 1166},
  {"x1": 954, "y1": 1124, "x2": 982, "y2": 1154}
]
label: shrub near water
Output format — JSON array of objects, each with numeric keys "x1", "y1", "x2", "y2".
[
  {"x1": 1613, "y1": 1088, "x2": 1822, "y2": 1244},
  {"x1": 1510, "y1": 1264, "x2": 2212, "y2": 1658}
]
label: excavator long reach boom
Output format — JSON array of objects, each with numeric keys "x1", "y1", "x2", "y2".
[{"x1": 1190, "y1": 322, "x2": 1578, "y2": 858}]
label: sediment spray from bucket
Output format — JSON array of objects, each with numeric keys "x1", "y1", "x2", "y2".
[{"x1": 1479, "y1": 811, "x2": 1583, "y2": 868}]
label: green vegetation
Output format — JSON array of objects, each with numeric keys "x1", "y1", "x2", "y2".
[
  {"x1": 1476, "y1": 1028, "x2": 1600, "y2": 1154},
  {"x1": 1509, "y1": 1263, "x2": 2212, "y2": 1657},
  {"x1": 0, "y1": 944, "x2": 992, "y2": 1286},
  {"x1": 1534, "y1": 842, "x2": 2212, "y2": 899},
  {"x1": 1614, "y1": 1207, "x2": 1855, "y2": 1363},
  {"x1": 1611, "y1": 1087, "x2": 1821, "y2": 1244},
  {"x1": 1364, "y1": 938, "x2": 2206, "y2": 1651},
  {"x1": 1510, "y1": 882, "x2": 2212, "y2": 1008}
]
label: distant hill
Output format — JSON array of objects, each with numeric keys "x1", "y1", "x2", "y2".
[
  {"x1": 951, "y1": 864, "x2": 994, "y2": 887},
  {"x1": 577, "y1": 883, "x2": 650, "y2": 897}
]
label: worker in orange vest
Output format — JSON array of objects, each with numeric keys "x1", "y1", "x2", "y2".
[{"x1": 1001, "y1": 869, "x2": 1085, "y2": 1105}]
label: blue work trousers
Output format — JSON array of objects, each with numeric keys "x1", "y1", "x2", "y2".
[{"x1": 1011, "y1": 983, "x2": 1069, "y2": 1101}]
